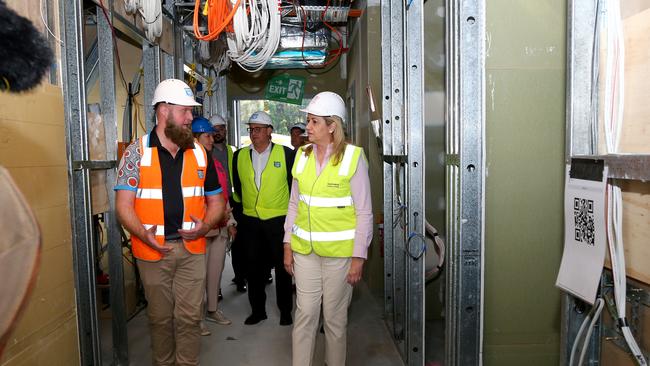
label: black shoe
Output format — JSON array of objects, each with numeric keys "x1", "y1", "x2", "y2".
[
  {"x1": 244, "y1": 313, "x2": 267, "y2": 325},
  {"x1": 236, "y1": 283, "x2": 247, "y2": 293},
  {"x1": 280, "y1": 313, "x2": 293, "y2": 326},
  {"x1": 218, "y1": 289, "x2": 223, "y2": 301}
]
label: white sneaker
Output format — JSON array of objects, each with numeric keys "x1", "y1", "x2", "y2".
[
  {"x1": 200, "y1": 321, "x2": 211, "y2": 336},
  {"x1": 206, "y1": 309, "x2": 232, "y2": 325}
]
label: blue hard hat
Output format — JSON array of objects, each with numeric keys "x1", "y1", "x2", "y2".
[{"x1": 192, "y1": 117, "x2": 215, "y2": 133}]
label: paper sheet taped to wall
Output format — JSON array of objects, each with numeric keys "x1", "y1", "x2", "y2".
[{"x1": 556, "y1": 161, "x2": 608, "y2": 304}]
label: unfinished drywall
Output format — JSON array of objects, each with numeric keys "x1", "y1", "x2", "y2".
[
  {"x1": 0, "y1": 85, "x2": 79, "y2": 366},
  {"x1": 484, "y1": 1, "x2": 566, "y2": 365},
  {"x1": 0, "y1": 3, "x2": 79, "y2": 365}
]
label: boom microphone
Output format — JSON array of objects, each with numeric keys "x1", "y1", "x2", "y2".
[{"x1": 0, "y1": 0, "x2": 54, "y2": 93}]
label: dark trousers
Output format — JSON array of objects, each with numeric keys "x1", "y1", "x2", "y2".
[
  {"x1": 230, "y1": 201, "x2": 247, "y2": 285},
  {"x1": 240, "y1": 214, "x2": 293, "y2": 316}
]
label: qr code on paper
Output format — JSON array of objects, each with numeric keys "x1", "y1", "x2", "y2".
[{"x1": 574, "y1": 197, "x2": 595, "y2": 245}]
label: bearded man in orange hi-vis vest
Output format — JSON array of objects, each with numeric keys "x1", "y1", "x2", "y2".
[{"x1": 115, "y1": 79, "x2": 225, "y2": 366}]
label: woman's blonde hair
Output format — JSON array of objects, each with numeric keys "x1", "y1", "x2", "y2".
[{"x1": 304, "y1": 115, "x2": 347, "y2": 165}]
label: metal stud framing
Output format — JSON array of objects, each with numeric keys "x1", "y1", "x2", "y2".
[
  {"x1": 144, "y1": 43, "x2": 161, "y2": 131},
  {"x1": 97, "y1": 5, "x2": 129, "y2": 365},
  {"x1": 381, "y1": 0, "x2": 425, "y2": 364},
  {"x1": 561, "y1": 0, "x2": 604, "y2": 364},
  {"x1": 445, "y1": 0, "x2": 486, "y2": 365},
  {"x1": 60, "y1": 0, "x2": 102, "y2": 364},
  {"x1": 61, "y1": 1, "x2": 176, "y2": 364}
]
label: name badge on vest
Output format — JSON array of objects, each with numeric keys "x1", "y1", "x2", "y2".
[
  {"x1": 197, "y1": 170, "x2": 205, "y2": 179},
  {"x1": 274, "y1": 161, "x2": 281, "y2": 168}
]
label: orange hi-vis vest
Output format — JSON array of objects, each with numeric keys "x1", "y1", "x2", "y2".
[{"x1": 132, "y1": 133, "x2": 208, "y2": 261}]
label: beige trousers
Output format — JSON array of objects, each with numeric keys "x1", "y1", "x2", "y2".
[
  {"x1": 292, "y1": 252, "x2": 353, "y2": 366},
  {"x1": 137, "y1": 240, "x2": 205, "y2": 366},
  {"x1": 205, "y1": 228, "x2": 229, "y2": 312}
]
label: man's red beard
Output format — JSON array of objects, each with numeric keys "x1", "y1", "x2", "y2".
[{"x1": 164, "y1": 119, "x2": 194, "y2": 149}]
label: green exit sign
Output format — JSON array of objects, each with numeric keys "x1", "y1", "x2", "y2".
[{"x1": 265, "y1": 74, "x2": 306, "y2": 105}]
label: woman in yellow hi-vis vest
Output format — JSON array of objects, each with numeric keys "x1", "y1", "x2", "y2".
[{"x1": 283, "y1": 92, "x2": 373, "y2": 366}]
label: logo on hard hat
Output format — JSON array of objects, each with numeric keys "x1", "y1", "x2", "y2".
[
  {"x1": 251, "y1": 112, "x2": 259, "y2": 119},
  {"x1": 185, "y1": 88, "x2": 193, "y2": 97}
]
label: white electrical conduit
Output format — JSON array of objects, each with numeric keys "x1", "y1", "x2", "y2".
[
  {"x1": 124, "y1": 0, "x2": 138, "y2": 14},
  {"x1": 124, "y1": 0, "x2": 162, "y2": 43},
  {"x1": 569, "y1": 298, "x2": 604, "y2": 366},
  {"x1": 226, "y1": 0, "x2": 281, "y2": 72},
  {"x1": 141, "y1": 0, "x2": 162, "y2": 43},
  {"x1": 601, "y1": 0, "x2": 647, "y2": 364}
]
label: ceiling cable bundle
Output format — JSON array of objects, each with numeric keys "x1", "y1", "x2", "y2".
[
  {"x1": 193, "y1": 0, "x2": 241, "y2": 41},
  {"x1": 226, "y1": 0, "x2": 281, "y2": 72},
  {"x1": 197, "y1": 36, "x2": 231, "y2": 74},
  {"x1": 124, "y1": 0, "x2": 162, "y2": 42},
  {"x1": 600, "y1": 0, "x2": 647, "y2": 365},
  {"x1": 298, "y1": 1, "x2": 346, "y2": 68}
]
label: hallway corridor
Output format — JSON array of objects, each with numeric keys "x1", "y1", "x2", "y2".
[{"x1": 120, "y1": 256, "x2": 404, "y2": 365}]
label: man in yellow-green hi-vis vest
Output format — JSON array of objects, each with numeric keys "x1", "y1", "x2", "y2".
[{"x1": 232, "y1": 110, "x2": 296, "y2": 326}]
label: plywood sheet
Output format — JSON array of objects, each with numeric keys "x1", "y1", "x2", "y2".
[
  {"x1": 620, "y1": 180, "x2": 650, "y2": 284},
  {"x1": 602, "y1": 339, "x2": 637, "y2": 366},
  {"x1": 597, "y1": 8, "x2": 650, "y2": 154},
  {"x1": 618, "y1": 8, "x2": 650, "y2": 153}
]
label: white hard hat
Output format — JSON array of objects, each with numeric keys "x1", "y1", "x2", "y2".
[
  {"x1": 290, "y1": 122, "x2": 306, "y2": 131},
  {"x1": 247, "y1": 111, "x2": 273, "y2": 126},
  {"x1": 300, "y1": 92, "x2": 346, "y2": 122},
  {"x1": 210, "y1": 115, "x2": 227, "y2": 126},
  {"x1": 151, "y1": 79, "x2": 201, "y2": 106}
]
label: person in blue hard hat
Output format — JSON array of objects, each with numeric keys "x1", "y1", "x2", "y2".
[{"x1": 192, "y1": 117, "x2": 237, "y2": 334}]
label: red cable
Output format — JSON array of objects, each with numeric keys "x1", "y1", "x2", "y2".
[
  {"x1": 98, "y1": 0, "x2": 128, "y2": 89},
  {"x1": 300, "y1": 0, "x2": 346, "y2": 68}
]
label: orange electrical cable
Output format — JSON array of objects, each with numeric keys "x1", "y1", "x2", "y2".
[{"x1": 193, "y1": 0, "x2": 241, "y2": 41}]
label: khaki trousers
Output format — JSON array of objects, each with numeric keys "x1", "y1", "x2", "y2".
[
  {"x1": 292, "y1": 252, "x2": 352, "y2": 366},
  {"x1": 205, "y1": 228, "x2": 228, "y2": 312},
  {"x1": 137, "y1": 240, "x2": 205, "y2": 366}
]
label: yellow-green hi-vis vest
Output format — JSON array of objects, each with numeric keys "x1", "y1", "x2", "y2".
[
  {"x1": 291, "y1": 144, "x2": 363, "y2": 257},
  {"x1": 237, "y1": 144, "x2": 290, "y2": 219}
]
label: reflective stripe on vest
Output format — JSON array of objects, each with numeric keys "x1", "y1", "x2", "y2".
[
  {"x1": 137, "y1": 187, "x2": 204, "y2": 199},
  {"x1": 132, "y1": 134, "x2": 208, "y2": 261},
  {"x1": 290, "y1": 144, "x2": 363, "y2": 257},
  {"x1": 292, "y1": 225, "x2": 356, "y2": 242},
  {"x1": 299, "y1": 194, "x2": 353, "y2": 208},
  {"x1": 143, "y1": 224, "x2": 165, "y2": 236},
  {"x1": 237, "y1": 144, "x2": 289, "y2": 219}
]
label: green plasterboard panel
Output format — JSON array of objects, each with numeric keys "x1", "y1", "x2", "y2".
[
  {"x1": 486, "y1": 0, "x2": 566, "y2": 70},
  {"x1": 483, "y1": 66, "x2": 566, "y2": 365}
]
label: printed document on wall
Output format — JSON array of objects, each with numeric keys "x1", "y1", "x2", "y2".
[{"x1": 556, "y1": 164, "x2": 608, "y2": 304}]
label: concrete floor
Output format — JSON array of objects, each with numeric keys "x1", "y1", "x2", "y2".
[{"x1": 102, "y1": 255, "x2": 404, "y2": 365}]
